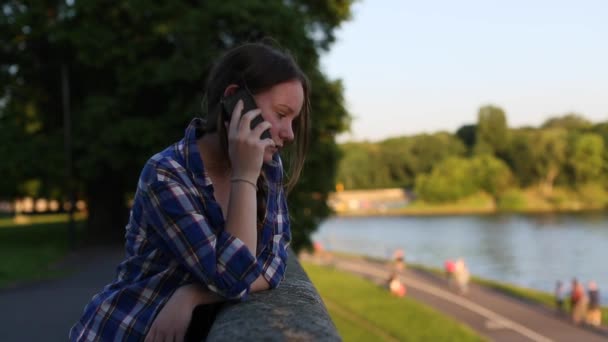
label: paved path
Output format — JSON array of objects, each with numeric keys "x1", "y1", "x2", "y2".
[
  {"x1": 302, "y1": 253, "x2": 608, "y2": 342},
  {"x1": 0, "y1": 245, "x2": 125, "y2": 342}
]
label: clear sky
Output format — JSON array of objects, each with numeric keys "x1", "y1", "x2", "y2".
[{"x1": 321, "y1": 0, "x2": 607, "y2": 142}]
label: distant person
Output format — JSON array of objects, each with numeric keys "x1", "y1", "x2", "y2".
[
  {"x1": 69, "y1": 42, "x2": 311, "y2": 341},
  {"x1": 571, "y1": 281, "x2": 588, "y2": 325},
  {"x1": 387, "y1": 271, "x2": 407, "y2": 297},
  {"x1": 570, "y1": 278, "x2": 581, "y2": 312},
  {"x1": 554, "y1": 280, "x2": 565, "y2": 314},
  {"x1": 454, "y1": 258, "x2": 470, "y2": 295},
  {"x1": 313, "y1": 241, "x2": 324, "y2": 259},
  {"x1": 444, "y1": 259, "x2": 456, "y2": 289},
  {"x1": 313, "y1": 240, "x2": 333, "y2": 265},
  {"x1": 392, "y1": 248, "x2": 406, "y2": 274},
  {"x1": 586, "y1": 281, "x2": 601, "y2": 327}
]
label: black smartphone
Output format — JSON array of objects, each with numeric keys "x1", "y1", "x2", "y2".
[{"x1": 222, "y1": 87, "x2": 271, "y2": 140}]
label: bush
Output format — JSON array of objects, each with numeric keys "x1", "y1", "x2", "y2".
[{"x1": 497, "y1": 189, "x2": 527, "y2": 211}]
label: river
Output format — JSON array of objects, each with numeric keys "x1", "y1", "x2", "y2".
[{"x1": 311, "y1": 212, "x2": 608, "y2": 303}]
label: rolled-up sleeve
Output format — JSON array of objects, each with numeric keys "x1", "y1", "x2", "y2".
[
  {"x1": 258, "y1": 187, "x2": 291, "y2": 288},
  {"x1": 143, "y1": 180, "x2": 261, "y2": 299}
]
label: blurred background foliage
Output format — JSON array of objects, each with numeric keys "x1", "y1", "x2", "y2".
[
  {"x1": 0, "y1": 0, "x2": 354, "y2": 251},
  {"x1": 338, "y1": 107, "x2": 608, "y2": 208}
]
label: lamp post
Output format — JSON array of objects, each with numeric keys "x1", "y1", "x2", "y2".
[{"x1": 62, "y1": 63, "x2": 76, "y2": 250}]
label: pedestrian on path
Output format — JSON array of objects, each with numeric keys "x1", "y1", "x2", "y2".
[
  {"x1": 445, "y1": 259, "x2": 456, "y2": 290},
  {"x1": 586, "y1": 281, "x2": 602, "y2": 326},
  {"x1": 454, "y1": 258, "x2": 470, "y2": 295},
  {"x1": 571, "y1": 280, "x2": 588, "y2": 325},
  {"x1": 69, "y1": 41, "x2": 311, "y2": 342},
  {"x1": 387, "y1": 271, "x2": 407, "y2": 297},
  {"x1": 392, "y1": 248, "x2": 406, "y2": 274},
  {"x1": 555, "y1": 280, "x2": 565, "y2": 314}
]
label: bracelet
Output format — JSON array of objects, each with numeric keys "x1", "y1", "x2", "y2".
[{"x1": 230, "y1": 178, "x2": 258, "y2": 191}]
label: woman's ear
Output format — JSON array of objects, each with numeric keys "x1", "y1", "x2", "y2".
[{"x1": 223, "y1": 84, "x2": 240, "y2": 97}]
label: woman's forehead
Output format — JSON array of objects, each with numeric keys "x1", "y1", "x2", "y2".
[{"x1": 265, "y1": 80, "x2": 304, "y2": 112}]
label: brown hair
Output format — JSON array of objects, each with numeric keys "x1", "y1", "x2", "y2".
[{"x1": 201, "y1": 41, "x2": 310, "y2": 193}]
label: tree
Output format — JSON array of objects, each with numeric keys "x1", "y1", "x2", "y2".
[
  {"x1": 337, "y1": 142, "x2": 391, "y2": 189},
  {"x1": 542, "y1": 113, "x2": 592, "y2": 130},
  {"x1": 415, "y1": 157, "x2": 477, "y2": 203},
  {"x1": 1, "y1": 0, "x2": 354, "y2": 251},
  {"x1": 469, "y1": 155, "x2": 514, "y2": 197},
  {"x1": 591, "y1": 122, "x2": 608, "y2": 187},
  {"x1": 532, "y1": 129, "x2": 568, "y2": 194},
  {"x1": 455, "y1": 124, "x2": 476, "y2": 154},
  {"x1": 569, "y1": 133, "x2": 604, "y2": 185},
  {"x1": 503, "y1": 129, "x2": 537, "y2": 187},
  {"x1": 475, "y1": 105, "x2": 509, "y2": 156},
  {"x1": 337, "y1": 133, "x2": 466, "y2": 190}
]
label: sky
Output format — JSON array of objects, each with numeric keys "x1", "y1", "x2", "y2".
[{"x1": 320, "y1": 0, "x2": 608, "y2": 142}]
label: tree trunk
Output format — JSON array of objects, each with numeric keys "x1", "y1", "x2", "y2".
[
  {"x1": 85, "y1": 175, "x2": 129, "y2": 245},
  {"x1": 543, "y1": 167, "x2": 559, "y2": 196}
]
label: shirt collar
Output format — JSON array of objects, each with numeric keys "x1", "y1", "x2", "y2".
[{"x1": 180, "y1": 117, "x2": 209, "y2": 186}]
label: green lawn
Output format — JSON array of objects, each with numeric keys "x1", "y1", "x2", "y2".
[
  {"x1": 302, "y1": 262, "x2": 486, "y2": 342},
  {"x1": 0, "y1": 214, "x2": 85, "y2": 288}
]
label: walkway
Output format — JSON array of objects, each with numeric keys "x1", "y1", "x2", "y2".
[
  {"x1": 301, "y1": 253, "x2": 607, "y2": 342},
  {"x1": 0, "y1": 245, "x2": 125, "y2": 342}
]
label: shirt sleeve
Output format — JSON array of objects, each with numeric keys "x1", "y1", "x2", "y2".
[
  {"x1": 258, "y1": 186, "x2": 291, "y2": 288},
  {"x1": 142, "y1": 179, "x2": 262, "y2": 299}
]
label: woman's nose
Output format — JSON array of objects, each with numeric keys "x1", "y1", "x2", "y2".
[{"x1": 280, "y1": 121, "x2": 295, "y2": 143}]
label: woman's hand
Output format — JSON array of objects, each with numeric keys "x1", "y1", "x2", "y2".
[
  {"x1": 145, "y1": 284, "x2": 222, "y2": 342},
  {"x1": 228, "y1": 100, "x2": 275, "y2": 182}
]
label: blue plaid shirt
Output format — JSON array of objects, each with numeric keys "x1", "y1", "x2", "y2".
[{"x1": 70, "y1": 118, "x2": 291, "y2": 341}]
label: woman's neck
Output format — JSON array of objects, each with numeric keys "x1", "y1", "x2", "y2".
[{"x1": 196, "y1": 133, "x2": 231, "y2": 178}]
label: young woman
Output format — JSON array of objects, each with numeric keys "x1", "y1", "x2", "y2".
[{"x1": 70, "y1": 41, "x2": 310, "y2": 342}]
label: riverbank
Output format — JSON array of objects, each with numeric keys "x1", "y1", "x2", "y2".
[{"x1": 333, "y1": 188, "x2": 608, "y2": 217}]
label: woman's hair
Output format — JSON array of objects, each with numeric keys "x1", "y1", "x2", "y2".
[{"x1": 201, "y1": 41, "x2": 310, "y2": 193}]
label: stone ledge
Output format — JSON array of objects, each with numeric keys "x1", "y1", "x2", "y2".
[{"x1": 207, "y1": 251, "x2": 340, "y2": 341}]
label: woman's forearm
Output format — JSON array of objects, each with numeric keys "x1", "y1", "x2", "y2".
[
  {"x1": 183, "y1": 274, "x2": 271, "y2": 306},
  {"x1": 250, "y1": 274, "x2": 271, "y2": 292},
  {"x1": 224, "y1": 181, "x2": 258, "y2": 255},
  {"x1": 182, "y1": 283, "x2": 225, "y2": 306}
]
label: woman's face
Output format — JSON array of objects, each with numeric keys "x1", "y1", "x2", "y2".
[{"x1": 252, "y1": 79, "x2": 304, "y2": 163}]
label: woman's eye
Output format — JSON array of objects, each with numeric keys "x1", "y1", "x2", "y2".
[{"x1": 277, "y1": 112, "x2": 286, "y2": 118}]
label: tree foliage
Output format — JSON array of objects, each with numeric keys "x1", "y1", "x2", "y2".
[
  {"x1": 1, "y1": 0, "x2": 354, "y2": 251},
  {"x1": 476, "y1": 105, "x2": 509, "y2": 156},
  {"x1": 337, "y1": 104, "x2": 608, "y2": 204},
  {"x1": 415, "y1": 157, "x2": 477, "y2": 203},
  {"x1": 568, "y1": 133, "x2": 604, "y2": 184}
]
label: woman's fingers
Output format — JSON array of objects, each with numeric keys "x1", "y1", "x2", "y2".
[
  {"x1": 236, "y1": 109, "x2": 263, "y2": 134},
  {"x1": 228, "y1": 100, "x2": 244, "y2": 136},
  {"x1": 252, "y1": 120, "x2": 272, "y2": 140},
  {"x1": 261, "y1": 137, "x2": 276, "y2": 150}
]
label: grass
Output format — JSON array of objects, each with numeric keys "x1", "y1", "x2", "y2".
[
  {"x1": 0, "y1": 214, "x2": 86, "y2": 288},
  {"x1": 331, "y1": 251, "x2": 608, "y2": 327},
  {"x1": 0, "y1": 212, "x2": 87, "y2": 228},
  {"x1": 302, "y1": 261, "x2": 486, "y2": 342}
]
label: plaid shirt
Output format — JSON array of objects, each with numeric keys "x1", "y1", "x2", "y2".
[{"x1": 70, "y1": 118, "x2": 291, "y2": 341}]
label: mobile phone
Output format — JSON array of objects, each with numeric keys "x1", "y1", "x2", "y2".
[{"x1": 222, "y1": 88, "x2": 271, "y2": 140}]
